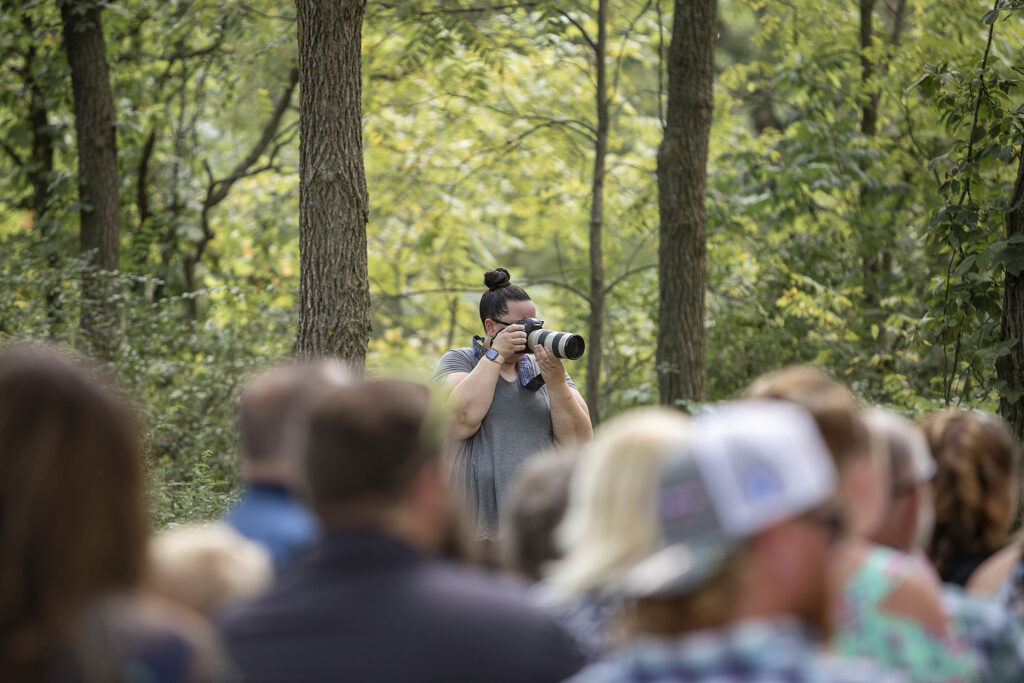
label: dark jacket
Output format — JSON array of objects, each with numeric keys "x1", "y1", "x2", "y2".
[{"x1": 219, "y1": 529, "x2": 584, "y2": 683}]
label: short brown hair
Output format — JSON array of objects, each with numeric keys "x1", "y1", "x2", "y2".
[
  {"x1": 238, "y1": 361, "x2": 353, "y2": 463},
  {"x1": 299, "y1": 379, "x2": 443, "y2": 512},
  {"x1": 745, "y1": 366, "x2": 869, "y2": 469},
  {"x1": 0, "y1": 344, "x2": 146, "y2": 679},
  {"x1": 501, "y1": 450, "x2": 579, "y2": 581}
]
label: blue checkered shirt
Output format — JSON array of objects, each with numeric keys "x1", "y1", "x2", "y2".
[
  {"x1": 567, "y1": 617, "x2": 907, "y2": 683},
  {"x1": 942, "y1": 583, "x2": 1024, "y2": 683}
]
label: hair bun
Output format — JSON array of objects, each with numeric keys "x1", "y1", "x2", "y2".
[{"x1": 484, "y1": 268, "x2": 512, "y2": 291}]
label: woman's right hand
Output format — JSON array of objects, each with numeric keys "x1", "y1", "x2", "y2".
[{"x1": 490, "y1": 324, "x2": 527, "y2": 360}]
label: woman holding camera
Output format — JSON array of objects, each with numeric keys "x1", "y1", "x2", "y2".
[{"x1": 433, "y1": 268, "x2": 592, "y2": 540}]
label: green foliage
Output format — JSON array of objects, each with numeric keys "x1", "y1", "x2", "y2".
[
  {"x1": 704, "y1": 0, "x2": 1024, "y2": 414},
  {"x1": 363, "y1": 0, "x2": 663, "y2": 416},
  {"x1": 0, "y1": 230, "x2": 294, "y2": 524},
  {"x1": 5, "y1": 0, "x2": 1024, "y2": 523},
  {"x1": 915, "y1": 0, "x2": 1024, "y2": 407}
]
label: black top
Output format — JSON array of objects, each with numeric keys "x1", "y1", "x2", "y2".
[
  {"x1": 219, "y1": 529, "x2": 583, "y2": 683},
  {"x1": 940, "y1": 550, "x2": 996, "y2": 587}
]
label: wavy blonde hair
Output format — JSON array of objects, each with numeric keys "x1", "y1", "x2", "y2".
[{"x1": 545, "y1": 407, "x2": 691, "y2": 598}]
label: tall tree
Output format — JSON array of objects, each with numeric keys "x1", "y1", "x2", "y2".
[
  {"x1": 656, "y1": 0, "x2": 717, "y2": 405},
  {"x1": 858, "y1": 0, "x2": 907, "y2": 335},
  {"x1": 294, "y1": 0, "x2": 371, "y2": 363},
  {"x1": 1, "y1": 2, "x2": 67, "y2": 334},
  {"x1": 586, "y1": 0, "x2": 609, "y2": 425},
  {"x1": 998, "y1": 151, "x2": 1024, "y2": 440},
  {"x1": 58, "y1": 0, "x2": 120, "y2": 357}
]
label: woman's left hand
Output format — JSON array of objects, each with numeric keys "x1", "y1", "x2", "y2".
[{"x1": 535, "y1": 345, "x2": 567, "y2": 386}]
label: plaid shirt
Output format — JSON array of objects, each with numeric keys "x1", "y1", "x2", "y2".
[
  {"x1": 997, "y1": 557, "x2": 1024, "y2": 618},
  {"x1": 943, "y1": 583, "x2": 1024, "y2": 683},
  {"x1": 568, "y1": 617, "x2": 907, "y2": 683}
]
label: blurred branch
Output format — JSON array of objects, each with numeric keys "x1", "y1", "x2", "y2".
[
  {"x1": 525, "y1": 277, "x2": 591, "y2": 304},
  {"x1": 0, "y1": 141, "x2": 24, "y2": 168},
  {"x1": 205, "y1": 66, "x2": 299, "y2": 208},
  {"x1": 556, "y1": 8, "x2": 597, "y2": 53}
]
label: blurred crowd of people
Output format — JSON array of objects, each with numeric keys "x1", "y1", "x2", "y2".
[{"x1": 4, "y1": 341, "x2": 1024, "y2": 682}]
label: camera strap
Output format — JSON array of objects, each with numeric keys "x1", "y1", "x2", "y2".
[{"x1": 472, "y1": 336, "x2": 545, "y2": 392}]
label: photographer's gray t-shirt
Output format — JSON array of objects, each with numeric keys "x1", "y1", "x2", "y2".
[{"x1": 433, "y1": 348, "x2": 578, "y2": 540}]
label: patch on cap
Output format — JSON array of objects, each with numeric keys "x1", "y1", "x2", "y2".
[{"x1": 623, "y1": 400, "x2": 839, "y2": 599}]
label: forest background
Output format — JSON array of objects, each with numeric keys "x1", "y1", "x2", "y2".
[{"x1": 2, "y1": 0, "x2": 1024, "y2": 523}]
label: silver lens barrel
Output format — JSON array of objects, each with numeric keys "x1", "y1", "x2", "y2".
[{"x1": 527, "y1": 328, "x2": 586, "y2": 360}]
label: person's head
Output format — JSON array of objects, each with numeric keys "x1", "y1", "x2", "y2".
[
  {"x1": 145, "y1": 523, "x2": 273, "y2": 618},
  {"x1": 501, "y1": 449, "x2": 580, "y2": 582},
  {"x1": 744, "y1": 366, "x2": 884, "y2": 538},
  {"x1": 863, "y1": 408, "x2": 937, "y2": 553},
  {"x1": 0, "y1": 344, "x2": 146, "y2": 679},
  {"x1": 546, "y1": 408, "x2": 691, "y2": 598},
  {"x1": 624, "y1": 401, "x2": 841, "y2": 638},
  {"x1": 479, "y1": 268, "x2": 535, "y2": 348},
  {"x1": 921, "y1": 410, "x2": 1020, "y2": 577},
  {"x1": 296, "y1": 378, "x2": 449, "y2": 549},
  {"x1": 238, "y1": 360, "x2": 353, "y2": 485}
]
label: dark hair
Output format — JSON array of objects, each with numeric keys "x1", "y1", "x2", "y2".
[
  {"x1": 923, "y1": 410, "x2": 1020, "y2": 579},
  {"x1": 239, "y1": 361, "x2": 354, "y2": 463},
  {"x1": 0, "y1": 344, "x2": 147, "y2": 680},
  {"x1": 479, "y1": 267, "x2": 531, "y2": 326},
  {"x1": 299, "y1": 379, "x2": 444, "y2": 515},
  {"x1": 501, "y1": 450, "x2": 579, "y2": 581}
]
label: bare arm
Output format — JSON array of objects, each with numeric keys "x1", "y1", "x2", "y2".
[
  {"x1": 535, "y1": 345, "x2": 593, "y2": 446},
  {"x1": 443, "y1": 326, "x2": 527, "y2": 440},
  {"x1": 444, "y1": 363, "x2": 501, "y2": 440}
]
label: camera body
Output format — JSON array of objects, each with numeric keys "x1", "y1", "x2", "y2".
[{"x1": 515, "y1": 317, "x2": 585, "y2": 360}]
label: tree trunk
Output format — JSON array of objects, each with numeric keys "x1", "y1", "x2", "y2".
[
  {"x1": 998, "y1": 151, "x2": 1024, "y2": 441},
  {"x1": 859, "y1": 0, "x2": 878, "y2": 139},
  {"x1": 59, "y1": 0, "x2": 120, "y2": 359},
  {"x1": 656, "y1": 0, "x2": 716, "y2": 405},
  {"x1": 858, "y1": 0, "x2": 889, "y2": 320},
  {"x1": 586, "y1": 0, "x2": 608, "y2": 425},
  {"x1": 859, "y1": 0, "x2": 881, "y2": 311},
  {"x1": 294, "y1": 0, "x2": 371, "y2": 365},
  {"x1": 16, "y1": 6, "x2": 61, "y2": 334}
]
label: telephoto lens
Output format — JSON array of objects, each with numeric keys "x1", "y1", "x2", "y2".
[{"x1": 519, "y1": 318, "x2": 586, "y2": 360}]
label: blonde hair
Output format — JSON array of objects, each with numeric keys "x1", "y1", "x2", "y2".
[
  {"x1": 745, "y1": 366, "x2": 869, "y2": 469},
  {"x1": 546, "y1": 407, "x2": 691, "y2": 598},
  {"x1": 625, "y1": 551, "x2": 747, "y2": 636},
  {"x1": 145, "y1": 523, "x2": 273, "y2": 617}
]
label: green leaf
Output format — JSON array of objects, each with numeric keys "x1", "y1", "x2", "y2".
[{"x1": 1006, "y1": 243, "x2": 1024, "y2": 277}]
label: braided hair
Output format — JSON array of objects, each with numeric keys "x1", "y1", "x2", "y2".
[{"x1": 478, "y1": 268, "x2": 531, "y2": 327}]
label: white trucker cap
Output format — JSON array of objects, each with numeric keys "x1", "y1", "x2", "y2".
[{"x1": 623, "y1": 400, "x2": 839, "y2": 598}]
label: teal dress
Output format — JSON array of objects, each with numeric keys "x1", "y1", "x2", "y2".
[{"x1": 834, "y1": 546, "x2": 979, "y2": 682}]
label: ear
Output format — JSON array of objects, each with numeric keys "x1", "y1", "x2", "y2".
[
  {"x1": 751, "y1": 525, "x2": 797, "y2": 577},
  {"x1": 841, "y1": 457, "x2": 886, "y2": 537},
  {"x1": 900, "y1": 487, "x2": 920, "y2": 533},
  {"x1": 408, "y1": 459, "x2": 447, "y2": 545}
]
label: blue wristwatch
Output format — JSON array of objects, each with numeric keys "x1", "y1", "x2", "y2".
[{"x1": 484, "y1": 348, "x2": 502, "y2": 363}]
